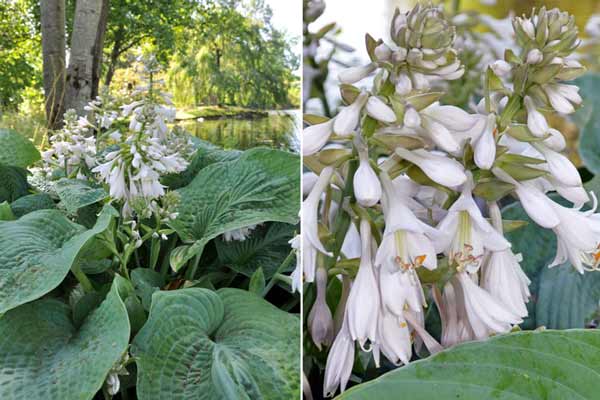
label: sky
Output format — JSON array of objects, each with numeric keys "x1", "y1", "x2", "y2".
[{"x1": 265, "y1": 0, "x2": 302, "y2": 74}]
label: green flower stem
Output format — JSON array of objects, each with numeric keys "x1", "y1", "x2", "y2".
[
  {"x1": 71, "y1": 263, "x2": 94, "y2": 293},
  {"x1": 187, "y1": 253, "x2": 202, "y2": 280},
  {"x1": 327, "y1": 159, "x2": 358, "y2": 265},
  {"x1": 262, "y1": 250, "x2": 296, "y2": 297},
  {"x1": 160, "y1": 235, "x2": 177, "y2": 278}
]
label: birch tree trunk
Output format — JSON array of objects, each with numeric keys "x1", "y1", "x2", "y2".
[
  {"x1": 40, "y1": 0, "x2": 66, "y2": 129},
  {"x1": 64, "y1": 0, "x2": 108, "y2": 115}
]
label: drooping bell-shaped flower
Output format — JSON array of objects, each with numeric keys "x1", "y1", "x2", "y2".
[
  {"x1": 524, "y1": 96, "x2": 549, "y2": 137},
  {"x1": 338, "y1": 63, "x2": 378, "y2": 84},
  {"x1": 435, "y1": 173, "x2": 511, "y2": 271},
  {"x1": 365, "y1": 96, "x2": 396, "y2": 123},
  {"x1": 543, "y1": 83, "x2": 581, "y2": 114},
  {"x1": 533, "y1": 142, "x2": 582, "y2": 188},
  {"x1": 303, "y1": 119, "x2": 334, "y2": 156},
  {"x1": 353, "y1": 151, "x2": 382, "y2": 207},
  {"x1": 376, "y1": 310, "x2": 412, "y2": 366},
  {"x1": 323, "y1": 315, "x2": 355, "y2": 397},
  {"x1": 302, "y1": 167, "x2": 334, "y2": 282},
  {"x1": 481, "y1": 249, "x2": 530, "y2": 318},
  {"x1": 308, "y1": 267, "x2": 334, "y2": 350},
  {"x1": 395, "y1": 147, "x2": 467, "y2": 188},
  {"x1": 333, "y1": 92, "x2": 369, "y2": 136},
  {"x1": 346, "y1": 219, "x2": 380, "y2": 348}
]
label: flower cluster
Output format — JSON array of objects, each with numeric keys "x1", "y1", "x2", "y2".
[{"x1": 302, "y1": 4, "x2": 597, "y2": 396}]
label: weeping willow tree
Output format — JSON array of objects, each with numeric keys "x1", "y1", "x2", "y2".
[{"x1": 167, "y1": 1, "x2": 299, "y2": 109}]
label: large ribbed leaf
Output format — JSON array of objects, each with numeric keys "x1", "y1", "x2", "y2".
[
  {"x1": 0, "y1": 128, "x2": 40, "y2": 167},
  {"x1": 0, "y1": 205, "x2": 116, "y2": 313},
  {"x1": 338, "y1": 330, "x2": 600, "y2": 399},
  {"x1": 10, "y1": 193, "x2": 55, "y2": 217},
  {"x1": 54, "y1": 178, "x2": 108, "y2": 213},
  {"x1": 215, "y1": 222, "x2": 295, "y2": 278},
  {"x1": 0, "y1": 279, "x2": 130, "y2": 400},
  {"x1": 0, "y1": 165, "x2": 28, "y2": 202},
  {"x1": 169, "y1": 148, "x2": 299, "y2": 264},
  {"x1": 132, "y1": 288, "x2": 300, "y2": 400}
]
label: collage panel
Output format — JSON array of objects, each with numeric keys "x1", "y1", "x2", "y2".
[
  {"x1": 302, "y1": 0, "x2": 600, "y2": 399},
  {"x1": 0, "y1": 0, "x2": 301, "y2": 399}
]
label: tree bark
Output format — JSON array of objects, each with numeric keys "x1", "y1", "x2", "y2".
[
  {"x1": 40, "y1": 0, "x2": 66, "y2": 130},
  {"x1": 64, "y1": 0, "x2": 108, "y2": 115},
  {"x1": 91, "y1": 0, "x2": 109, "y2": 98},
  {"x1": 104, "y1": 27, "x2": 123, "y2": 89}
]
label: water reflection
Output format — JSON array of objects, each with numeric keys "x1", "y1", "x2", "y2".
[{"x1": 180, "y1": 110, "x2": 300, "y2": 152}]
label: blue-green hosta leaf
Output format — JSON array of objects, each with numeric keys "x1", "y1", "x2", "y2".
[
  {"x1": 576, "y1": 74, "x2": 600, "y2": 173},
  {"x1": 55, "y1": 178, "x2": 108, "y2": 213},
  {"x1": 337, "y1": 330, "x2": 600, "y2": 400},
  {"x1": 132, "y1": 288, "x2": 300, "y2": 400},
  {"x1": 0, "y1": 279, "x2": 130, "y2": 400},
  {"x1": 215, "y1": 222, "x2": 296, "y2": 278},
  {"x1": 170, "y1": 148, "x2": 300, "y2": 263},
  {"x1": 0, "y1": 165, "x2": 28, "y2": 202},
  {"x1": 0, "y1": 205, "x2": 117, "y2": 313},
  {"x1": 0, "y1": 128, "x2": 40, "y2": 167},
  {"x1": 10, "y1": 193, "x2": 55, "y2": 217}
]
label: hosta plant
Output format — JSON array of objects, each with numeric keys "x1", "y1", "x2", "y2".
[
  {"x1": 302, "y1": 2, "x2": 600, "y2": 398},
  {"x1": 0, "y1": 56, "x2": 300, "y2": 399}
]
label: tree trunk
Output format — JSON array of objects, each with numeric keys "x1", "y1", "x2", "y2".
[
  {"x1": 91, "y1": 0, "x2": 109, "y2": 98},
  {"x1": 64, "y1": 0, "x2": 108, "y2": 115},
  {"x1": 104, "y1": 27, "x2": 123, "y2": 89},
  {"x1": 40, "y1": 0, "x2": 66, "y2": 130}
]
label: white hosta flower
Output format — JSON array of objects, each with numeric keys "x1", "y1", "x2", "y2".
[
  {"x1": 302, "y1": 167, "x2": 334, "y2": 282},
  {"x1": 105, "y1": 372, "x2": 120, "y2": 396},
  {"x1": 437, "y1": 282, "x2": 472, "y2": 347},
  {"x1": 303, "y1": 119, "x2": 334, "y2": 156},
  {"x1": 377, "y1": 311, "x2": 412, "y2": 366},
  {"x1": 289, "y1": 235, "x2": 301, "y2": 293},
  {"x1": 374, "y1": 43, "x2": 392, "y2": 61},
  {"x1": 452, "y1": 271, "x2": 523, "y2": 340},
  {"x1": 353, "y1": 154, "x2": 382, "y2": 207},
  {"x1": 222, "y1": 224, "x2": 258, "y2": 242},
  {"x1": 525, "y1": 49, "x2": 543, "y2": 64},
  {"x1": 585, "y1": 14, "x2": 600, "y2": 37},
  {"x1": 395, "y1": 147, "x2": 467, "y2": 188},
  {"x1": 379, "y1": 264, "x2": 426, "y2": 318},
  {"x1": 366, "y1": 96, "x2": 396, "y2": 123},
  {"x1": 542, "y1": 83, "x2": 581, "y2": 114},
  {"x1": 524, "y1": 96, "x2": 549, "y2": 137},
  {"x1": 543, "y1": 128, "x2": 567, "y2": 151},
  {"x1": 346, "y1": 219, "x2": 379, "y2": 348},
  {"x1": 490, "y1": 60, "x2": 511, "y2": 77},
  {"x1": 341, "y1": 222, "x2": 361, "y2": 259},
  {"x1": 309, "y1": 267, "x2": 334, "y2": 350},
  {"x1": 323, "y1": 316, "x2": 355, "y2": 397},
  {"x1": 552, "y1": 179, "x2": 590, "y2": 208},
  {"x1": 481, "y1": 249, "x2": 530, "y2": 318},
  {"x1": 338, "y1": 63, "x2": 377, "y2": 84},
  {"x1": 420, "y1": 116, "x2": 460, "y2": 154},
  {"x1": 435, "y1": 176, "x2": 510, "y2": 271},
  {"x1": 403, "y1": 107, "x2": 421, "y2": 128},
  {"x1": 533, "y1": 143, "x2": 581, "y2": 187},
  {"x1": 333, "y1": 92, "x2": 369, "y2": 136},
  {"x1": 395, "y1": 73, "x2": 413, "y2": 95}
]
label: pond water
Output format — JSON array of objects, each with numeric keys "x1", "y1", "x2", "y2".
[{"x1": 180, "y1": 110, "x2": 300, "y2": 152}]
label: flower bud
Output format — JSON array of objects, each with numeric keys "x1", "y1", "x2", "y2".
[
  {"x1": 526, "y1": 49, "x2": 543, "y2": 64},
  {"x1": 403, "y1": 107, "x2": 421, "y2": 128},
  {"x1": 491, "y1": 60, "x2": 511, "y2": 77},
  {"x1": 333, "y1": 92, "x2": 368, "y2": 136},
  {"x1": 524, "y1": 96, "x2": 549, "y2": 137},
  {"x1": 354, "y1": 154, "x2": 382, "y2": 207},
  {"x1": 303, "y1": 119, "x2": 334, "y2": 156},
  {"x1": 374, "y1": 43, "x2": 392, "y2": 61},
  {"x1": 543, "y1": 128, "x2": 566, "y2": 151},
  {"x1": 395, "y1": 73, "x2": 413, "y2": 95},
  {"x1": 338, "y1": 63, "x2": 377, "y2": 84},
  {"x1": 308, "y1": 267, "x2": 334, "y2": 350},
  {"x1": 395, "y1": 147, "x2": 467, "y2": 187},
  {"x1": 366, "y1": 96, "x2": 396, "y2": 123}
]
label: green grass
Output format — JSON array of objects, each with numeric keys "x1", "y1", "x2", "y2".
[{"x1": 0, "y1": 109, "x2": 48, "y2": 148}]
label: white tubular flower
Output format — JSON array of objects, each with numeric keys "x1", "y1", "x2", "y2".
[
  {"x1": 395, "y1": 73, "x2": 413, "y2": 95},
  {"x1": 302, "y1": 167, "x2": 334, "y2": 282},
  {"x1": 338, "y1": 62, "x2": 378, "y2": 84},
  {"x1": 377, "y1": 311, "x2": 412, "y2": 366},
  {"x1": 533, "y1": 143, "x2": 582, "y2": 187},
  {"x1": 542, "y1": 83, "x2": 582, "y2": 114},
  {"x1": 303, "y1": 119, "x2": 334, "y2": 156},
  {"x1": 346, "y1": 219, "x2": 379, "y2": 348},
  {"x1": 379, "y1": 265, "x2": 426, "y2": 318},
  {"x1": 323, "y1": 316, "x2": 355, "y2": 397},
  {"x1": 366, "y1": 96, "x2": 396, "y2": 123},
  {"x1": 543, "y1": 128, "x2": 567, "y2": 151},
  {"x1": 453, "y1": 271, "x2": 523, "y2": 340},
  {"x1": 395, "y1": 147, "x2": 467, "y2": 188},
  {"x1": 524, "y1": 96, "x2": 549, "y2": 137},
  {"x1": 525, "y1": 49, "x2": 543, "y2": 64},
  {"x1": 481, "y1": 249, "x2": 530, "y2": 318},
  {"x1": 552, "y1": 180, "x2": 590, "y2": 208},
  {"x1": 437, "y1": 282, "x2": 472, "y2": 347},
  {"x1": 353, "y1": 152, "x2": 382, "y2": 207},
  {"x1": 289, "y1": 235, "x2": 301, "y2": 293},
  {"x1": 308, "y1": 267, "x2": 334, "y2": 350},
  {"x1": 403, "y1": 107, "x2": 421, "y2": 128},
  {"x1": 420, "y1": 116, "x2": 461, "y2": 154},
  {"x1": 222, "y1": 224, "x2": 258, "y2": 242},
  {"x1": 435, "y1": 175, "x2": 510, "y2": 272},
  {"x1": 333, "y1": 92, "x2": 369, "y2": 136},
  {"x1": 490, "y1": 60, "x2": 511, "y2": 77}
]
